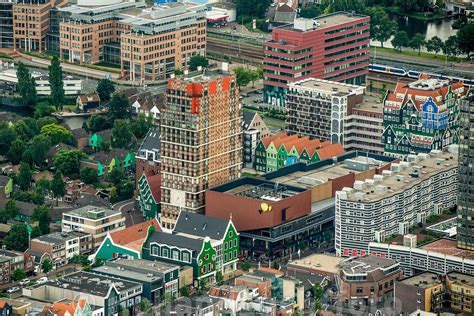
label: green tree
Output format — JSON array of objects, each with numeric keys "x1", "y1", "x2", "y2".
[
  {"x1": 240, "y1": 260, "x2": 251, "y2": 272},
  {"x1": 130, "y1": 114, "x2": 153, "y2": 139},
  {"x1": 34, "y1": 103, "x2": 55, "y2": 119},
  {"x1": 0, "y1": 123, "x2": 17, "y2": 156},
  {"x1": 50, "y1": 171, "x2": 65, "y2": 206},
  {"x1": 4, "y1": 200, "x2": 19, "y2": 220},
  {"x1": 49, "y1": 56, "x2": 65, "y2": 110},
  {"x1": 85, "y1": 115, "x2": 110, "y2": 133},
  {"x1": 33, "y1": 205, "x2": 51, "y2": 235},
  {"x1": 216, "y1": 271, "x2": 224, "y2": 285},
  {"x1": 16, "y1": 62, "x2": 37, "y2": 107},
  {"x1": 457, "y1": 24, "x2": 474, "y2": 58},
  {"x1": 391, "y1": 31, "x2": 409, "y2": 51},
  {"x1": 443, "y1": 35, "x2": 460, "y2": 57},
  {"x1": 7, "y1": 138, "x2": 25, "y2": 164},
  {"x1": 3, "y1": 224, "x2": 29, "y2": 252},
  {"x1": 189, "y1": 55, "x2": 208, "y2": 71},
  {"x1": 139, "y1": 298, "x2": 152, "y2": 314},
  {"x1": 108, "y1": 167, "x2": 123, "y2": 185},
  {"x1": 37, "y1": 117, "x2": 57, "y2": 130},
  {"x1": 408, "y1": 33, "x2": 426, "y2": 55},
  {"x1": 15, "y1": 118, "x2": 39, "y2": 142},
  {"x1": 17, "y1": 162, "x2": 32, "y2": 191},
  {"x1": 234, "y1": 67, "x2": 252, "y2": 88},
  {"x1": 53, "y1": 149, "x2": 87, "y2": 177},
  {"x1": 174, "y1": 68, "x2": 184, "y2": 75},
  {"x1": 108, "y1": 94, "x2": 131, "y2": 122},
  {"x1": 23, "y1": 134, "x2": 51, "y2": 166},
  {"x1": 12, "y1": 268, "x2": 26, "y2": 282},
  {"x1": 41, "y1": 258, "x2": 53, "y2": 274},
  {"x1": 300, "y1": 4, "x2": 322, "y2": 18},
  {"x1": 111, "y1": 119, "x2": 133, "y2": 149},
  {"x1": 425, "y1": 36, "x2": 443, "y2": 57},
  {"x1": 40, "y1": 124, "x2": 74, "y2": 145},
  {"x1": 96, "y1": 79, "x2": 115, "y2": 103},
  {"x1": 80, "y1": 167, "x2": 98, "y2": 185},
  {"x1": 249, "y1": 70, "x2": 260, "y2": 88},
  {"x1": 179, "y1": 286, "x2": 190, "y2": 297},
  {"x1": 235, "y1": 0, "x2": 272, "y2": 18},
  {"x1": 369, "y1": 7, "x2": 398, "y2": 48}
]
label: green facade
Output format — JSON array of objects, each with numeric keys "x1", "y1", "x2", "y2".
[
  {"x1": 89, "y1": 133, "x2": 104, "y2": 150},
  {"x1": 94, "y1": 235, "x2": 141, "y2": 261},
  {"x1": 222, "y1": 223, "x2": 239, "y2": 266},
  {"x1": 138, "y1": 173, "x2": 160, "y2": 219}
]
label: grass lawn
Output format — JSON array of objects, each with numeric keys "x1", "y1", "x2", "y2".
[
  {"x1": 370, "y1": 46, "x2": 463, "y2": 63},
  {"x1": 0, "y1": 52, "x2": 13, "y2": 60}
]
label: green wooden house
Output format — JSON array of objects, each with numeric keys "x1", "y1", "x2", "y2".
[
  {"x1": 80, "y1": 149, "x2": 135, "y2": 177},
  {"x1": 88, "y1": 130, "x2": 111, "y2": 150},
  {"x1": 137, "y1": 173, "x2": 161, "y2": 219}
]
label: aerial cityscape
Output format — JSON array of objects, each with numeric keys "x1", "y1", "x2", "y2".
[{"x1": 0, "y1": 0, "x2": 473, "y2": 315}]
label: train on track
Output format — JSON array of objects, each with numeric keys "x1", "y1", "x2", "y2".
[{"x1": 369, "y1": 63, "x2": 474, "y2": 86}]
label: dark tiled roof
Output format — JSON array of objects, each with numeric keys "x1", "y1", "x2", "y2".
[
  {"x1": 0, "y1": 199, "x2": 36, "y2": 217},
  {"x1": 71, "y1": 128, "x2": 89, "y2": 140},
  {"x1": 0, "y1": 176, "x2": 9, "y2": 187},
  {"x1": 174, "y1": 211, "x2": 229, "y2": 241},
  {"x1": 138, "y1": 128, "x2": 161, "y2": 153},
  {"x1": 145, "y1": 231, "x2": 203, "y2": 253},
  {"x1": 243, "y1": 111, "x2": 256, "y2": 130},
  {"x1": 48, "y1": 144, "x2": 76, "y2": 158}
]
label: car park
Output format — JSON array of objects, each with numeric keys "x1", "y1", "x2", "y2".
[{"x1": 7, "y1": 287, "x2": 20, "y2": 293}]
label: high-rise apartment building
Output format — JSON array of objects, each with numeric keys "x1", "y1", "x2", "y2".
[
  {"x1": 264, "y1": 12, "x2": 370, "y2": 110},
  {"x1": 56, "y1": 1, "x2": 206, "y2": 80},
  {"x1": 335, "y1": 148, "x2": 458, "y2": 257},
  {"x1": 160, "y1": 68, "x2": 242, "y2": 228},
  {"x1": 13, "y1": 0, "x2": 67, "y2": 52},
  {"x1": 383, "y1": 76, "x2": 467, "y2": 157},
  {"x1": 457, "y1": 90, "x2": 474, "y2": 250},
  {"x1": 0, "y1": 0, "x2": 15, "y2": 48}
]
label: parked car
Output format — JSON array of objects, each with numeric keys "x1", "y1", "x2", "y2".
[
  {"x1": 19, "y1": 279, "x2": 29, "y2": 286},
  {"x1": 241, "y1": 93, "x2": 249, "y2": 97},
  {"x1": 7, "y1": 287, "x2": 20, "y2": 294},
  {"x1": 36, "y1": 277, "x2": 48, "y2": 284}
]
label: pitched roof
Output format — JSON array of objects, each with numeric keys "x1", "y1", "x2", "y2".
[
  {"x1": 47, "y1": 144, "x2": 76, "y2": 158},
  {"x1": 243, "y1": 112, "x2": 256, "y2": 130},
  {"x1": 110, "y1": 219, "x2": 160, "y2": 246},
  {"x1": 174, "y1": 211, "x2": 230, "y2": 241},
  {"x1": 0, "y1": 199, "x2": 37, "y2": 217},
  {"x1": 71, "y1": 128, "x2": 89, "y2": 140},
  {"x1": 138, "y1": 128, "x2": 161, "y2": 153},
  {"x1": 146, "y1": 173, "x2": 161, "y2": 202},
  {"x1": 316, "y1": 143, "x2": 346, "y2": 160},
  {"x1": 79, "y1": 94, "x2": 100, "y2": 104},
  {"x1": 32, "y1": 171, "x2": 54, "y2": 182},
  {"x1": 96, "y1": 129, "x2": 112, "y2": 142},
  {"x1": 145, "y1": 231, "x2": 203, "y2": 253}
]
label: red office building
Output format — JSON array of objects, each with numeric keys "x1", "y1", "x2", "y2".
[{"x1": 264, "y1": 12, "x2": 370, "y2": 110}]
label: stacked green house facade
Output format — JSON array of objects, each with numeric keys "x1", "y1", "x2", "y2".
[
  {"x1": 382, "y1": 77, "x2": 468, "y2": 156},
  {"x1": 88, "y1": 130, "x2": 111, "y2": 151},
  {"x1": 255, "y1": 133, "x2": 346, "y2": 172},
  {"x1": 142, "y1": 211, "x2": 239, "y2": 286},
  {"x1": 80, "y1": 149, "x2": 135, "y2": 177},
  {"x1": 137, "y1": 173, "x2": 161, "y2": 219}
]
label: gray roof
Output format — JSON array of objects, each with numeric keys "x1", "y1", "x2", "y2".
[
  {"x1": 26, "y1": 248, "x2": 49, "y2": 264},
  {"x1": 340, "y1": 256, "x2": 398, "y2": 274},
  {"x1": 32, "y1": 231, "x2": 89, "y2": 245},
  {"x1": 174, "y1": 211, "x2": 230, "y2": 241},
  {"x1": 243, "y1": 111, "x2": 256, "y2": 130},
  {"x1": 138, "y1": 128, "x2": 160, "y2": 154},
  {"x1": 145, "y1": 231, "x2": 203, "y2": 254}
]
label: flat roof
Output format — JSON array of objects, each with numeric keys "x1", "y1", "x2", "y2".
[
  {"x1": 289, "y1": 254, "x2": 342, "y2": 274},
  {"x1": 342, "y1": 149, "x2": 458, "y2": 202},
  {"x1": 399, "y1": 272, "x2": 442, "y2": 288},
  {"x1": 93, "y1": 265, "x2": 162, "y2": 283},
  {"x1": 30, "y1": 271, "x2": 140, "y2": 297},
  {"x1": 340, "y1": 256, "x2": 398, "y2": 274},
  {"x1": 107, "y1": 258, "x2": 179, "y2": 273},
  {"x1": 278, "y1": 11, "x2": 368, "y2": 32},
  {"x1": 32, "y1": 231, "x2": 89, "y2": 245},
  {"x1": 289, "y1": 78, "x2": 363, "y2": 95},
  {"x1": 420, "y1": 239, "x2": 474, "y2": 260},
  {"x1": 63, "y1": 205, "x2": 120, "y2": 219},
  {"x1": 351, "y1": 93, "x2": 384, "y2": 112},
  {"x1": 447, "y1": 272, "x2": 474, "y2": 287}
]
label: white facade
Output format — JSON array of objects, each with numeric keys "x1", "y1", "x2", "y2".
[{"x1": 335, "y1": 149, "x2": 459, "y2": 257}]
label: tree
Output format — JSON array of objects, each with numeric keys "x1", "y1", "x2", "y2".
[
  {"x1": 7, "y1": 138, "x2": 25, "y2": 164},
  {"x1": 37, "y1": 117, "x2": 57, "y2": 130},
  {"x1": 111, "y1": 119, "x2": 133, "y2": 149},
  {"x1": 33, "y1": 205, "x2": 51, "y2": 235},
  {"x1": 41, "y1": 258, "x2": 53, "y2": 274},
  {"x1": 34, "y1": 103, "x2": 55, "y2": 119},
  {"x1": 0, "y1": 123, "x2": 17, "y2": 156},
  {"x1": 174, "y1": 68, "x2": 184, "y2": 75},
  {"x1": 130, "y1": 114, "x2": 153, "y2": 139},
  {"x1": 12, "y1": 268, "x2": 26, "y2": 282},
  {"x1": 4, "y1": 200, "x2": 19, "y2": 220},
  {"x1": 216, "y1": 271, "x2": 224, "y2": 285},
  {"x1": 179, "y1": 286, "x2": 190, "y2": 297},
  {"x1": 249, "y1": 70, "x2": 260, "y2": 88},
  {"x1": 108, "y1": 167, "x2": 123, "y2": 185},
  {"x1": 96, "y1": 79, "x2": 115, "y2": 103},
  {"x1": 80, "y1": 167, "x2": 98, "y2": 185},
  {"x1": 300, "y1": 4, "x2": 322, "y2": 18},
  {"x1": 139, "y1": 298, "x2": 152, "y2": 314},
  {"x1": 443, "y1": 35, "x2": 460, "y2": 57},
  {"x1": 189, "y1": 55, "x2": 208, "y2": 71},
  {"x1": 457, "y1": 24, "x2": 474, "y2": 58},
  {"x1": 240, "y1": 260, "x2": 251, "y2": 272},
  {"x1": 408, "y1": 33, "x2": 426, "y2": 55},
  {"x1": 40, "y1": 124, "x2": 74, "y2": 145},
  {"x1": 108, "y1": 94, "x2": 131, "y2": 122},
  {"x1": 16, "y1": 62, "x2": 37, "y2": 107},
  {"x1": 369, "y1": 7, "x2": 398, "y2": 48},
  {"x1": 50, "y1": 171, "x2": 65, "y2": 206},
  {"x1": 85, "y1": 115, "x2": 110, "y2": 133},
  {"x1": 49, "y1": 56, "x2": 65, "y2": 110},
  {"x1": 53, "y1": 149, "x2": 87, "y2": 176},
  {"x1": 391, "y1": 31, "x2": 409, "y2": 52},
  {"x1": 234, "y1": 67, "x2": 252, "y2": 88},
  {"x1": 425, "y1": 36, "x2": 443, "y2": 57},
  {"x1": 3, "y1": 224, "x2": 29, "y2": 252},
  {"x1": 234, "y1": 0, "x2": 271, "y2": 18},
  {"x1": 15, "y1": 118, "x2": 39, "y2": 142},
  {"x1": 17, "y1": 162, "x2": 32, "y2": 191},
  {"x1": 24, "y1": 134, "x2": 51, "y2": 166}
]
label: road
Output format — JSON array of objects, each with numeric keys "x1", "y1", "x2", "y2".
[{"x1": 112, "y1": 199, "x2": 144, "y2": 227}]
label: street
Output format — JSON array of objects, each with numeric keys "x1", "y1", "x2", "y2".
[{"x1": 112, "y1": 199, "x2": 144, "y2": 227}]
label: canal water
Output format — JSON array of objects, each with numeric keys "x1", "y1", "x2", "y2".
[{"x1": 371, "y1": 14, "x2": 457, "y2": 49}]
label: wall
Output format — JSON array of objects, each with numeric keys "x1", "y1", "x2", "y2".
[{"x1": 311, "y1": 182, "x2": 332, "y2": 203}]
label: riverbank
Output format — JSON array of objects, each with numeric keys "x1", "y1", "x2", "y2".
[
  {"x1": 385, "y1": 6, "x2": 446, "y2": 21},
  {"x1": 371, "y1": 46, "x2": 466, "y2": 64}
]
